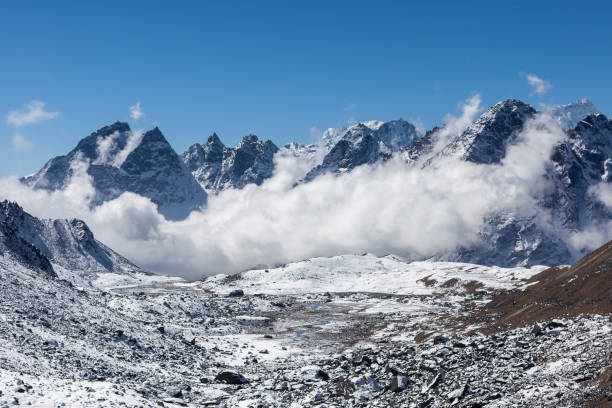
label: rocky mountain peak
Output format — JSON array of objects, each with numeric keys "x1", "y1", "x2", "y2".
[
  {"x1": 181, "y1": 133, "x2": 279, "y2": 192},
  {"x1": 550, "y1": 98, "x2": 600, "y2": 130},
  {"x1": 23, "y1": 123, "x2": 207, "y2": 221},
  {"x1": 373, "y1": 119, "x2": 419, "y2": 152},
  {"x1": 436, "y1": 99, "x2": 536, "y2": 164},
  {"x1": 206, "y1": 132, "x2": 224, "y2": 147},
  {"x1": 98, "y1": 121, "x2": 131, "y2": 135},
  {"x1": 239, "y1": 133, "x2": 260, "y2": 145}
]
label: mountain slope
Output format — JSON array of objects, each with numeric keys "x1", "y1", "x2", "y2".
[
  {"x1": 23, "y1": 122, "x2": 207, "y2": 220},
  {"x1": 0, "y1": 221, "x2": 56, "y2": 277},
  {"x1": 405, "y1": 100, "x2": 611, "y2": 267},
  {"x1": 546, "y1": 113, "x2": 612, "y2": 231},
  {"x1": 0, "y1": 200, "x2": 148, "y2": 287},
  {"x1": 477, "y1": 239, "x2": 612, "y2": 330},
  {"x1": 433, "y1": 99, "x2": 537, "y2": 164}
]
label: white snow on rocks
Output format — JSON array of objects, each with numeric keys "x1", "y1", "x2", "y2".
[{"x1": 200, "y1": 254, "x2": 547, "y2": 296}]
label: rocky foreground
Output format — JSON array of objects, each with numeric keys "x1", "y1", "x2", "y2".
[{"x1": 0, "y1": 244, "x2": 611, "y2": 408}]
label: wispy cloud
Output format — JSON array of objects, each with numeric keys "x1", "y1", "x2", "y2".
[
  {"x1": 6, "y1": 100, "x2": 59, "y2": 127},
  {"x1": 525, "y1": 73, "x2": 551, "y2": 96},
  {"x1": 129, "y1": 102, "x2": 144, "y2": 120},
  {"x1": 11, "y1": 133, "x2": 32, "y2": 151},
  {"x1": 344, "y1": 103, "x2": 356, "y2": 112},
  {"x1": 309, "y1": 126, "x2": 322, "y2": 141}
]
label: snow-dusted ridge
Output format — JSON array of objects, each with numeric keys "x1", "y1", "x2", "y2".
[
  {"x1": 0, "y1": 200, "x2": 179, "y2": 290},
  {"x1": 199, "y1": 254, "x2": 549, "y2": 296}
]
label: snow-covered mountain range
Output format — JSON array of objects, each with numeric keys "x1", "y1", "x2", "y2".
[
  {"x1": 18, "y1": 98, "x2": 611, "y2": 268},
  {"x1": 182, "y1": 133, "x2": 279, "y2": 192}
]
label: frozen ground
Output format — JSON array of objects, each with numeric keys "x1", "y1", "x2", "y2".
[{"x1": 0, "y1": 253, "x2": 610, "y2": 407}]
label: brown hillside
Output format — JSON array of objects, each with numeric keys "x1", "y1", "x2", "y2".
[{"x1": 477, "y1": 240, "x2": 612, "y2": 331}]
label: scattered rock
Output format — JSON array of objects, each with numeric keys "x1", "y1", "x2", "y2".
[
  {"x1": 215, "y1": 370, "x2": 249, "y2": 385},
  {"x1": 390, "y1": 375, "x2": 409, "y2": 392},
  {"x1": 228, "y1": 289, "x2": 244, "y2": 297}
]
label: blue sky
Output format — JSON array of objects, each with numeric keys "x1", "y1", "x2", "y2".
[{"x1": 1, "y1": 1, "x2": 611, "y2": 177}]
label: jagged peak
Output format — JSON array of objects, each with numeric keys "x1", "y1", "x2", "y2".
[
  {"x1": 487, "y1": 99, "x2": 534, "y2": 114},
  {"x1": 91, "y1": 121, "x2": 131, "y2": 137},
  {"x1": 375, "y1": 119, "x2": 417, "y2": 132},
  {"x1": 344, "y1": 123, "x2": 372, "y2": 135},
  {"x1": 240, "y1": 133, "x2": 260, "y2": 144},
  {"x1": 139, "y1": 127, "x2": 169, "y2": 145},
  {"x1": 236, "y1": 134, "x2": 279, "y2": 152},
  {"x1": 207, "y1": 132, "x2": 224, "y2": 146},
  {"x1": 465, "y1": 99, "x2": 536, "y2": 134}
]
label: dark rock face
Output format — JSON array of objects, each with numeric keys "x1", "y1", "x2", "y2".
[
  {"x1": 182, "y1": 133, "x2": 279, "y2": 192},
  {"x1": 215, "y1": 370, "x2": 248, "y2": 385},
  {"x1": 228, "y1": 289, "x2": 244, "y2": 297},
  {"x1": 23, "y1": 122, "x2": 207, "y2": 221}
]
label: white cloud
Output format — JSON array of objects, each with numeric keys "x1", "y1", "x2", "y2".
[
  {"x1": 525, "y1": 73, "x2": 551, "y2": 96},
  {"x1": 129, "y1": 102, "x2": 144, "y2": 120},
  {"x1": 410, "y1": 117, "x2": 426, "y2": 137},
  {"x1": 113, "y1": 130, "x2": 144, "y2": 167},
  {"x1": 11, "y1": 133, "x2": 33, "y2": 151},
  {"x1": 93, "y1": 131, "x2": 120, "y2": 165},
  {"x1": 344, "y1": 103, "x2": 356, "y2": 112},
  {"x1": 6, "y1": 100, "x2": 59, "y2": 127},
  {"x1": 91, "y1": 129, "x2": 144, "y2": 168},
  {"x1": 589, "y1": 182, "x2": 612, "y2": 209}
]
